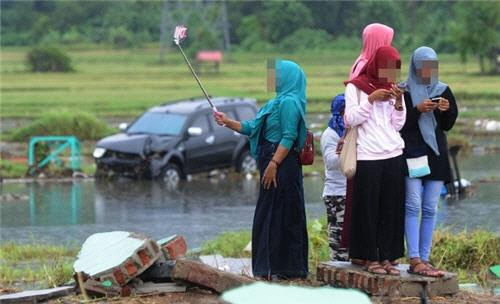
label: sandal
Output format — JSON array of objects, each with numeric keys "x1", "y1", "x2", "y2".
[
  {"x1": 381, "y1": 260, "x2": 400, "y2": 276},
  {"x1": 351, "y1": 258, "x2": 365, "y2": 267},
  {"x1": 364, "y1": 261, "x2": 387, "y2": 275},
  {"x1": 423, "y1": 261, "x2": 445, "y2": 276},
  {"x1": 408, "y1": 259, "x2": 443, "y2": 277}
]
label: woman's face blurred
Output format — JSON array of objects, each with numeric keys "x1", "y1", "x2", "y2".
[
  {"x1": 416, "y1": 60, "x2": 438, "y2": 85},
  {"x1": 378, "y1": 58, "x2": 400, "y2": 83}
]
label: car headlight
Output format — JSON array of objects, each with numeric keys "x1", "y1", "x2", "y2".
[{"x1": 93, "y1": 147, "x2": 106, "y2": 158}]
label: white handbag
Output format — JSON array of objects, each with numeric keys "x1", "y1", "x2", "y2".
[{"x1": 339, "y1": 89, "x2": 360, "y2": 179}]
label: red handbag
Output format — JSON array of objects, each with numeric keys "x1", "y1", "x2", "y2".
[{"x1": 299, "y1": 129, "x2": 314, "y2": 165}]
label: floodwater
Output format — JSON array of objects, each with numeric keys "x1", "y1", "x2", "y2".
[{"x1": 1, "y1": 152, "x2": 499, "y2": 248}]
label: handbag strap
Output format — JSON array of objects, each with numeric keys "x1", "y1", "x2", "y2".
[{"x1": 340, "y1": 88, "x2": 361, "y2": 140}]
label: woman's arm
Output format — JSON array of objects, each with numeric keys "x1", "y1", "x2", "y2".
[
  {"x1": 344, "y1": 84, "x2": 373, "y2": 127},
  {"x1": 261, "y1": 98, "x2": 301, "y2": 189},
  {"x1": 278, "y1": 98, "x2": 301, "y2": 150},
  {"x1": 390, "y1": 94, "x2": 407, "y2": 131},
  {"x1": 321, "y1": 129, "x2": 340, "y2": 171},
  {"x1": 438, "y1": 87, "x2": 458, "y2": 131}
]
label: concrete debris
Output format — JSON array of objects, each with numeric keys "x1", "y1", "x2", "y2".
[
  {"x1": 200, "y1": 255, "x2": 253, "y2": 277},
  {"x1": 71, "y1": 231, "x2": 255, "y2": 300},
  {"x1": 243, "y1": 241, "x2": 252, "y2": 253},
  {"x1": 171, "y1": 258, "x2": 255, "y2": 293},
  {"x1": 0, "y1": 286, "x2": 74, "y2": 303},
  {"x1": 317, "y1": 261, "x2": 459, "y2": 297},
  {"x1": 158, "y1": 234, "x2": 187, "y2": 260},
  {"x1": 73, "y1": 231, "x2": 162, "y2": 288},
  {"x1": 130, "y1": 280, "x2": 187, "y2": 295}
]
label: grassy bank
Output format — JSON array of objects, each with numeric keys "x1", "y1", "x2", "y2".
[
  {"x1": 0, "y1": 226, "x2": 498, "y2": 290},
  {"x1": 199, "y1": 224, "x2": 500, "y2": 286},
  {"x1": 0, "y1": 243, "x2": 78, "y2": 288},
  {"x1": 1, "y1": 46, "x2": 499, "y2": 119}
]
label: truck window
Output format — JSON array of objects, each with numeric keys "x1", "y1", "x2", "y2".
[{"x1": 191, "y1": 114, "x2": 210, "y2": 134}]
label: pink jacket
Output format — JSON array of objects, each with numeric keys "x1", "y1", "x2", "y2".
[{"x1": 344, "y1": 83, "x2": 406, "y2": 160}]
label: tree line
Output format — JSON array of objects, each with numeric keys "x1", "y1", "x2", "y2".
[{"x1": 1, "y1": 0, "x2": 499, "y2": 73}]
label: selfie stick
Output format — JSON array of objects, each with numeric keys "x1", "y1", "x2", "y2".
[{"x1": 173, "y1": 25, "x2": 218, "y2": 112}]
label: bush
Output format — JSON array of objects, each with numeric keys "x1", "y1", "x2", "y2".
[
  {"x1": 431, "y1": 229, "x2": 500, "y2": 285},
  {"x1": 108, "y1": 26, "x2": 134, "y2": 48},
  {"x1": 40, "y1": 30, "x2": 61, "y2": 45},
  {"x1": 26, "y1": 47, "x2": 74, "y2": 72},
  {"x1": 238, "y1": 33, "x2": 275, "y2": 53},
  {"x1": 279, "y1": 28, "x2": 332, "y2": 52},
  {"x1": 9, "y1": 110, "x2": 114, "y2": 142},
  {"x1": 0, "y1": 159, "x2": 27, "y2": 178},
  {"x1": 200, "y1": 231, "x2": 251, "y2": 258}
]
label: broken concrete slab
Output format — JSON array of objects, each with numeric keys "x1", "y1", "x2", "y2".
[
  {"x1": 158, "y1": 235, "x2": 187, "y2": 260},
  {"x1": 171, "y1": 259, "x2": 255, "y2": 293},
  {"x1": 0, "y1": 286, "x2": 74, "y2": 303},
  {"x1": 132, "y1": 282, "x2": 187, "y2": 294},
  {"x1": 222, "y1": 282, "x2": 371, "y2": 304},
  {"x1": 73, "y1": 231, "x2": 162, "y2": 293},
  {"x1": 199, "y1": 255, "x2": 253, "y2": 277},
  {"x1": 317, "y1": 261, "x2": 459, "y2": 297}
]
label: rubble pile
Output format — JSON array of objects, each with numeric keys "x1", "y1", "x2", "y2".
[{"x1": 73, "y1": 231, "x2": 254, "y2": 298}]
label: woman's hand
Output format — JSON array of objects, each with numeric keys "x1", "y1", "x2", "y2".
[
  {"x1": 213, "y1": 111, "x2": 228, "y2": 126},
  {"x1": 390, "y1": 84, "x2": 404, "y2": 101},
  {"x1": 262, "y1": 161, "x2": 278, "y2": 189},
  {"x1": 437, "y1": 98, "x2": 450, "y2": 112},
  {"x1": 368, "y1": 89, "x2": 393, "y2": 104},
  {"x1": 416, "y1": 99, "x2": 439, "y2": 113}
]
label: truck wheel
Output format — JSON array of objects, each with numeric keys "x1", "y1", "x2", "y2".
[{"x1": 236, "y1": 150, "x2": 257, "y2": 174}]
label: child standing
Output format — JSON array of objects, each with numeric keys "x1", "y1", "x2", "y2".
[{"x1": 321, "y1": 94, "x2": 348, "y2": 261}]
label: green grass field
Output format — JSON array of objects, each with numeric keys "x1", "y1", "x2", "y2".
[{"x1": 1, "y1": 46, "x2": 499, "y2": 119}]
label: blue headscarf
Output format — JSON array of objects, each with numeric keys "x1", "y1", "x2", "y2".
[
  {"x1": 406, "y1": 46, "x2": 447, "y2": 155},
  {"x1": 328, "y1": 94, "x2": 345, "y2": 137},
  {"x1": 245, "y1": 59, "x2": 307, "y2": 158}
]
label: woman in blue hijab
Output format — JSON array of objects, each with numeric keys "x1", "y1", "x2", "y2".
[
  {"x1": 400, "y1": 46, "x2": 458, "y2": 277},
  {"x1": 214, "y1": 59, "x2": 308, "y2": 280}
]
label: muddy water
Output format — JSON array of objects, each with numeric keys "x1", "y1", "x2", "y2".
[{"x1": 1, "y1": 153, "x2": 499, "y2": 248}]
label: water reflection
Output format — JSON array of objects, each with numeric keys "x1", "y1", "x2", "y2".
[
  {"x1": 0, "y1": 177, "x2": 325, "y2": 247},
  {"x1": 1, "y1": 152, "x2": 499, "y2": 247}
]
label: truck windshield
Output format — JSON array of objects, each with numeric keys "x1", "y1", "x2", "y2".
[{"x1": 127, "y1": 112, "x2": 187, "y2": 136}]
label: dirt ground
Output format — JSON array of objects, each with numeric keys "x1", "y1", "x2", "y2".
[{"x1": 42, "y1": 288, "x2": 499, "y2": 304}]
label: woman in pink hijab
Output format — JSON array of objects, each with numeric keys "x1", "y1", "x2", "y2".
[
  {"x1": 349, "y1": 23, "x2": 394, "y2": 80},
  {"x1": 341, "y1": 22, "x2": 395, "y2": 267}
]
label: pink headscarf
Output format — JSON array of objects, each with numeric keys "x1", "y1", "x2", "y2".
[{"x1": 348, "y1": 23, "x2": 394, "y2": 80}]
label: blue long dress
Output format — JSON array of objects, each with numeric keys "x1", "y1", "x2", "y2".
[{"x1": 240, "y1": 60, "x2": 309, "y2": 279}]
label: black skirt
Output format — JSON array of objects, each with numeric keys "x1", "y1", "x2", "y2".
[{"x1": 252, "y1": 140, "x2": 309, "y2": 279}]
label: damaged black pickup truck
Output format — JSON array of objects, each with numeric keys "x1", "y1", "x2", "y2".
[{"x1": 93, "y1": 97, "x2": 258, "y2": 183}]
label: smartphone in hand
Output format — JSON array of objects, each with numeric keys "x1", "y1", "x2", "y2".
[{"x1": 431, "y1": 97, "x2": 441, "y2": 103}]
